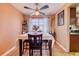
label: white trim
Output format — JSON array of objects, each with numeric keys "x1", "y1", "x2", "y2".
[
  {"x1": 1, "y1": 39, "x2": 18, "y2": 56},
  {"x1": 56, "y1": 41, "x2": 69, "y2": 52},
  {"x1": 1, "y1": 45, "x2": 16, "y2": 56}
]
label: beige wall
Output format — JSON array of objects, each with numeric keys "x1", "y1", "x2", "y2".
[
  {"x1": 48, "y1": 15, "x2": 55, "y2": 33},
  {"x1": 0, "y1": 4, "x2": 24, "y2": 55},
  {"x1": 51, "y1": 16, "x2": 55, "y2": 33},
  {"x1": 55, "y1": 4, "x2": 72, "y2": 52}
]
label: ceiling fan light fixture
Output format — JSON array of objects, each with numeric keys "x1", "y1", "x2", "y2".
[
  {"x1": 24, "y1": 3, "x2": 49, "y2": 16},
  {"x1": 35, "y1": 11, "x2": 40, "y2": 16}
]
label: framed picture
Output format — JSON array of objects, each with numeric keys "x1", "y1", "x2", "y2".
[{"x1": 58, "y1": 10, "x2": 64, "y2": 26}]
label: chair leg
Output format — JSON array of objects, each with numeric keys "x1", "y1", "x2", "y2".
[
  {"x1": 29, "y1": 49, "x2": 33, "y2": 56},
  {"x1": 40, "y1": 48, "x2": 42, "y2": 56},
  {"x1": 29, "y1": 49, "x2": 31, "y2": 56},
  {"x1": 32, "y1": 49, "x2": 33, "y2": 56},
  {"x1": 23, "y1": 43, "x2": 24, "y2": 54},
  {"x1": 45, "y1": 42, "x2": 47, "y2": 49},
  {"x1": 19, "y1": 39, "x2": 22, "y2": 56},
  {"x1": 48, "y1": 40, "x2": 52, "y2": 56}
]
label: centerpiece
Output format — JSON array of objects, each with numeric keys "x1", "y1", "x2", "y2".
[{"x1": 32, "y1": 25, "x2": 39, "y2": 32}]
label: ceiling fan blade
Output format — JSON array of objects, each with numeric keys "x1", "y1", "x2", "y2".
[
  {"x1": 24, "y1": 6, "x2": 34, "y2": 10},
  {"x1": 40, "y1": 5, "x2": 49, "y2": 10},
  {"x1": 39, "y1": 12, "x2": 46, "y2": 15}
]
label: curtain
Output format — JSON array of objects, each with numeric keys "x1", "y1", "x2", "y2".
[{"x1": 28, "y1": 18, "x2": 49, "y2": 33}]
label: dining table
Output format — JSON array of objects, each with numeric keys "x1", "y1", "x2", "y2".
[{"x1": 18, "y1": 32, "x2": 55, "y2": 56}]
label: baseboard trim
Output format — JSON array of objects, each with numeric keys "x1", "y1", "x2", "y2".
[
  {"x1": 56, "y1": 41, "x2": 69, "y2": 52},
  {"x1": 1, "y1": 45, "x2": 16, "y2": 56}
]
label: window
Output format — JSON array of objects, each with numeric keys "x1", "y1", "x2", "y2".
[{"x1": 28, "y1": 18, "x2": 49, "y2": 33}]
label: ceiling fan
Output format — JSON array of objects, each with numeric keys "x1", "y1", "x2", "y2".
[{"x1": 24, "y1": 3, "x2": 49, "y2": 16}]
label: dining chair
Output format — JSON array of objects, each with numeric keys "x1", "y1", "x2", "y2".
[
  {"x1": 28, "y1": 34, "x2": 42, "y2": 56},
  {"x1": 23, "y1": 39, "x2": 29, "y2": 54}
]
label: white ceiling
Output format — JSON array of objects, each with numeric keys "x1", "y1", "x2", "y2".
[{"x1": 11, "y1": 3, "x2": 66, "y2": 16}]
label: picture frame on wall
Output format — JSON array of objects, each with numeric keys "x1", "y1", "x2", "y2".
[{"x1": 58, "y1": 10, "x2": 64, "y2": 26}]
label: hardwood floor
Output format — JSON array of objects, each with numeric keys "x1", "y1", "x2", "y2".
[
  {"x1": 6, "y1": 42, "x2": 79, "y2": 56},
  {"x1": 53, "y1": 42, "x2": 65, "y2": 56},
  {"x1": 6, "y1": 42, "x2": 65, "y2": 56}
]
